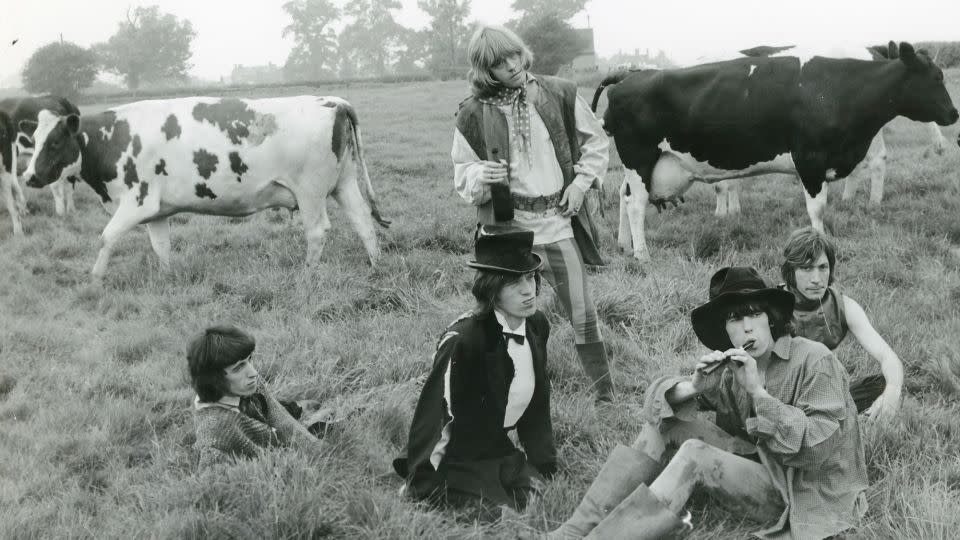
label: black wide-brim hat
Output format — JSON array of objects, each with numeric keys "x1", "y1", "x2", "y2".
[
  {"x1": 691, "y1": 266, "x2": 795, "y2": 351},
  {"x1": 467, "y1": 224, "x2": 542, "y2": 274}
]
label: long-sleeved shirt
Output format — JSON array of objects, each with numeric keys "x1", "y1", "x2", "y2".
[
  {"x1": 193, "y1": 382, "x2": 316, "y2": 468},
  {"x1": 452, "y1": 79, "x2": 609, "y2": 245},
  {"x1": 646, "y1": 335, "x2": 868, "y2": 540}
]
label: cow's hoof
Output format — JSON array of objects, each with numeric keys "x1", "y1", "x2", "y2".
[{"x1": 618, "y1": 244, "x2": 634, "y2": 257}]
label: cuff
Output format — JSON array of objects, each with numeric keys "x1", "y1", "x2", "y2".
[
  {"x1": 642, "y1": 375, "x2": 698, "y2": 422},
  {"x1": 746, "y1": 393, "x2": 780, "y2": 438},
  {"x1": 572, "y1": 173, "x2": 594, "y2": 193}
]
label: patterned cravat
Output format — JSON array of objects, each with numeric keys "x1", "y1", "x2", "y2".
[{"x1": 478, "y1": 76, "x2": 533, "y2": 165}]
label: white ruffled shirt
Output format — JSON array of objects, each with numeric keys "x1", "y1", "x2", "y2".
[
  {"x1": 495, "y1": 310, "x2": 536, "y2": 428},
  {"x1": 452, "y1": 79, "x2": 609, "y2": 245}
]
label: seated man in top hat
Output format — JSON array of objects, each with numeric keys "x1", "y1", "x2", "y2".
[
  {"x1": 394, "y1": 225, "x2": 556, "y2": 521},
  {"x1": 550, "y1": 267, "x2": 868, "y2": 540}
]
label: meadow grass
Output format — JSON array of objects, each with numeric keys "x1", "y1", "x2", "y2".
[{"x1": 1, "y1": 72, "x2": 959, "y2": 539}]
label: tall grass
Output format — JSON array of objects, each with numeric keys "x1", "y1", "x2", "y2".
[{"x1": 1, "y1": 72, "x2": 959, "y2": 539}]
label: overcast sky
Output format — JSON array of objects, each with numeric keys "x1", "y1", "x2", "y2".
[{"x1": 1, "y1": 0, "x2": 958, "y2": 85}]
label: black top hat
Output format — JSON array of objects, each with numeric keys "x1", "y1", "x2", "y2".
[
  {"x1": 690, "y1": 266, "x2": 794, "y2": 351},
  {"x1": 467, "y1": 225, "x2": 543, "y2": 274}
]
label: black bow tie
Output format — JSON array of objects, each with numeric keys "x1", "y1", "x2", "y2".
[{"x1": 503, "y1": 331, "x2": 525, "y2": 345}]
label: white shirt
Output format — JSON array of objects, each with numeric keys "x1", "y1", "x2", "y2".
[
  {"x1": 452, "y1": 80, "x2": 609, "y2": 245},
  {"x1": 495, "y1": 310, "x2": 536, "y2": 428}
]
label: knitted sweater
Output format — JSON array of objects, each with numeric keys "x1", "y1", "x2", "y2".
[{"x1": 193, "y1": 384, "x2": 316, "y2": 468}]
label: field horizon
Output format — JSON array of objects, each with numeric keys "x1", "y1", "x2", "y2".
[{"x1": 2, "y1": 72, "x2": 960, "y2": 539}]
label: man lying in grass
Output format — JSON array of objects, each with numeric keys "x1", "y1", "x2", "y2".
[
  {"x1": 187, "y1": 325, "x2": 323, "y2": 468},
  {"x1": 550, "y1": 267, "x2": 868, "y2": 539}
]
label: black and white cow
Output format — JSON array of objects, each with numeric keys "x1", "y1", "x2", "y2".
[
  {"x1": 0, "y1": 95, "x2": 81, "y2": 216},
  {"x1": 0, "y1": 110, "x2": 22, "y2": 235},
  {"x1": 593, "y1": 41, "x2": 958, "y2": 261},
  {"x1": 22, "y1": 96, "x2": 390, "y2": 279}
]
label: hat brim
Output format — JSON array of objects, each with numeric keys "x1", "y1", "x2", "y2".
[
  {"x1": 467, "y1": 253, "x2": 543, "y2": 274},
  {"x1": 690, "y1": 287, "x2": 794, "y2": 351}
]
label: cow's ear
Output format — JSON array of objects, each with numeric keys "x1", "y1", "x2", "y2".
[
  {"x1": 887, "y1": 40, "x2": 898, "y2": 59},
  {"x1": 65, "y1": 114, "x2": 80, "y2": 135},
  {"x1": 18, "y1": 119, "x2": 38, "y2": 136},
  {"x1": 866, "y1": 45, "x2": 888, "y2": 60},
  {"x1": 899, "y1": 42, "x2": 920, "y2": 69}
]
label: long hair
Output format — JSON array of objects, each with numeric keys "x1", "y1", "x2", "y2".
[
  {"x1": 187, "y1": 325, "x2": 256, "y2": 403},
  {"x1": 466, "y1": 25, "x2": 534, "y2": 98},
  {"x1": 723, "y1": 301, "x2": 794, "y2": 341},
  {"x1": 471, "y1": 269, "x2": 542, "y2": 316},
  {"x1": 780, "y1": 227, "x2": 837, "y2": 288}
]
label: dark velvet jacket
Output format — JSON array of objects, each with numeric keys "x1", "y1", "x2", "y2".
[{"x1": 393, "y1": 310, "x2": 556, "y2": 500}]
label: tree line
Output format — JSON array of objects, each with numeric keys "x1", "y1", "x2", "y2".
[
  {"x1": 20, "y1": 1, "x2": 593, "y2": 98},
  {"x1": 26, "y1": 1, "x2": 957, "y2": 99}
]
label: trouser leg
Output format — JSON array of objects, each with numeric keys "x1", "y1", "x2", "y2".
[{"x1": 534, "y1": 239, "x2": 612, "y2": 401}]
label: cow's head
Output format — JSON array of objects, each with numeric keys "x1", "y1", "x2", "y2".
[
  {"x1": 894, "y1": 42, "x2": 959, "y2": 126},
  {"x1": 21, "y1": 110, "x2": 82, "y2": 188}
]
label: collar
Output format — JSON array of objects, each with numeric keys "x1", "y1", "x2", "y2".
[
  {"x1": 771, "y1": 335, "x2": 793, "y2": 360},
  {"x1": 494, "y1": 309, "x2": 526, "y2": 336},
  {"x1": 194, "y1": 394, "x2": 241, "y2": 411}
]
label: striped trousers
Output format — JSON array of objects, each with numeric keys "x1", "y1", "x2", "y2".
[{"x1": 532, "y1": 237, "x2": 602, "y2": 345}]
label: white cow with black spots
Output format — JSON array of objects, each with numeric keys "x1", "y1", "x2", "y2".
[
  {"x1": 21, "y1": 96, "x2": 390, "y2": 280},
  {"x1": 1, "y1": 110, "x2": 23, "y2": 235}
]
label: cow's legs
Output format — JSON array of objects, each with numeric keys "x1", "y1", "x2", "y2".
[
  {"x1": 925, "y1": 122, "x2": 947, "y2": 157},
  {"x1": 10, "y1": 173, "x2": 28, "y2": 215},
  {"x1": 621, "y1": 168, "x2": 650, "y2": 262},
  {"x1": 868, "y1": 132, "x2": 887, "y2": 206},
  {"x1": 64, "y1": 181, "x2": 76, "y2": 214},
  {"x1": 50, "y1": 179, "x2": 66, "y2": 216},
  {"x1": 727, "y1": 180, "x2": 740, "y2": 214},
  {"x1": 333, "y1": 177, "x2": 380, "y2": 264},
  {"x1": 803, "y1": 184, "x2": 829, "y2": 233},
  {"x1": 1, "y1": 171, "x2": 23, "y2": 235},
  {"x1": 91, "y1": 200, "x2": 158, "y2": 280},
  {"x1": 841, "y1": 174, "x2": 861, "y2": 201},
  {"x1": 714, "y1": 181, "x2": 729, "y2": 216},
  {"x1": 145, "y1": 218, "x2": 171, "y2": 269},
  {"x1": 713, "y1": 180, "x2": 742, "y2": 216},
  {"x1": 617, "y1": 179, "x2": 632, "y2": 255}
]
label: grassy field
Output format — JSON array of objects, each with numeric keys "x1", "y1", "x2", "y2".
[{"x1": 1, "y1": 72, "x2": 960, "y2": 539}]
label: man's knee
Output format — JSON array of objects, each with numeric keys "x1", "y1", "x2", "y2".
[{"x1": 676, "y1": 438, "x2": 712, "y2": 459}]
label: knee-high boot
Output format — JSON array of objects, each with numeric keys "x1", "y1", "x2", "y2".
[
  {"x1": 585, "y1": 484, "x2": 685, "y2": 540},
  {"x1": 548, "y1": 445, "x2": 660, "y2": 539},
  {"x1": 576, "y1": 342, "x2": 614, "y2": 403}
]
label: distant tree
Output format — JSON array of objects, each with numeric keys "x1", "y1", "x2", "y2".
[
  {"x1": 392, "y1": 28, "x2": 431, "y2": 75},
  {"x1": 282, "y1": 0, "x2": 341, "y2": 81},
  {"x1": 511, "y1": 0, "x2": 587, "y2": 23},
  {"x1": 21, "y1": 41, "x2": 98, "y2": 98},
  {"x1": 339, "y1": 0, "x2": 407, "y2": 77},
  {"x1": 517, "y1": 12, "x2": 581, "y2": 75},
  {"x1": 418, "y1": 0, "x2": 471, "y2": 78},
  {"x1": 96, "y1": 6, "x2": 196, "y2": 90}
]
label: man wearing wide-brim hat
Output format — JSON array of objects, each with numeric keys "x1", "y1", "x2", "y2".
[
  {"x1": 550, "y1": 267, "x2": 868, "y2": 540},
  {"x1": 394, "y1": 225, "x2": 557, "y2": 521}
]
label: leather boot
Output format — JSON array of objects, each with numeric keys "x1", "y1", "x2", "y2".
[
  {"x1": 585, "y1": 484, "x2": 685, "y2": 540},
  {"x1": 576, "y1": 342, "x2": 615, "y2": 403},
  {"x1": 548, "y1": 445, "x2": 660, "y2": 539}
]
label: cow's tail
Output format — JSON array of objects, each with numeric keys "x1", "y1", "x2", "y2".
[
  {"x1": 591, "y1": 71, "x2": 634, "y2": 112},
  {"x1": 342, "y1": 103, "x2": 391, "y2": 228}
]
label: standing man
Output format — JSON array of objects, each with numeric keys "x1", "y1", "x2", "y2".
[{"x1": 452, "y1": 24, "x2": 613, "y2": 403}]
